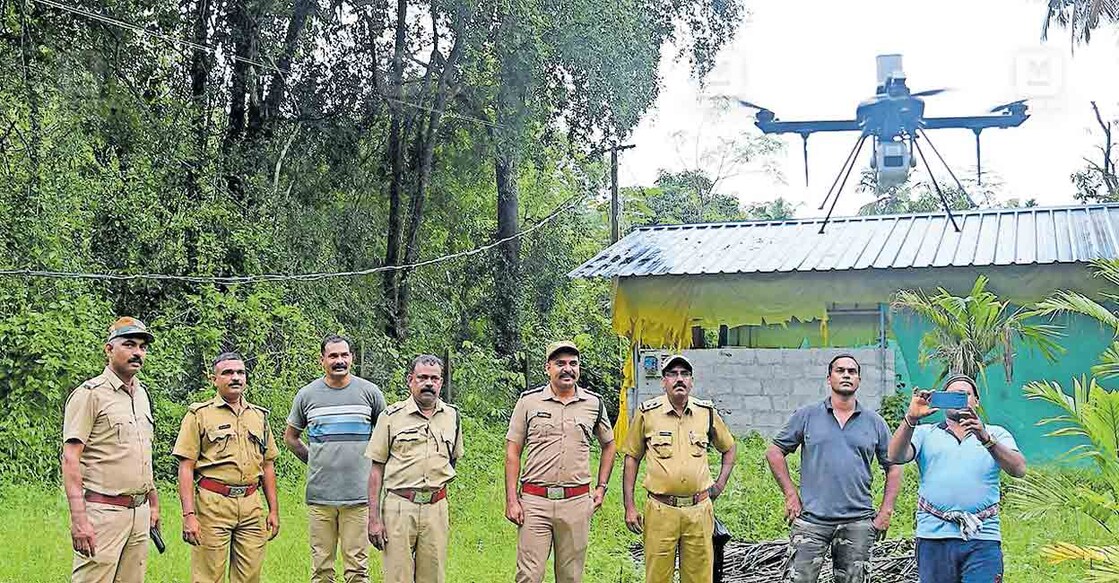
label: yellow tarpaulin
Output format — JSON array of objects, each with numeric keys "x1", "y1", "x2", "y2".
[{"x1": 610, "y1": 263, "x2": 1102, "y2": 441}]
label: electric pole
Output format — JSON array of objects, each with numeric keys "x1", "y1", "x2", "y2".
[{"x1": 608, "y1": 143, "x2": 635, "y2": 244}]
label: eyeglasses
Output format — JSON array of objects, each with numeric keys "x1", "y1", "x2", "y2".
[{"x1": 663, "y1": 370, "x2": 692, "y2": 379}]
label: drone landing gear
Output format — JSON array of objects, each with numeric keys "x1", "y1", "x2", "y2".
[
  {"x1": 817, "y1": 133, "x2": 870, "y2": 234},
  {"x1": 912, "y1": 136, "x2": 962, "y2": 233}
]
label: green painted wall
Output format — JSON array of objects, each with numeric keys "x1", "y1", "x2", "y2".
[{"x1": 890, "y1": 310, "x2": 1112, "y2": 463}]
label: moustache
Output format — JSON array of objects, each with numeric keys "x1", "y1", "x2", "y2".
[
  {"x1": 128, "y1": 357, "x2": 143, "y2": 364},
  {"x1": 420, "y1": 386, "x2": 437, "y2": 393},
  {"x1": 673, "y1": 382, "x2": 686, "y2": 388}
]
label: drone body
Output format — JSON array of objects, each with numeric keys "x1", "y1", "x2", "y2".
[{"x1": 738, "y1": 54, "x2": 1031, "y2": 232}]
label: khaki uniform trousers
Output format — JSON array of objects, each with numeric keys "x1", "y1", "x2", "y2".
[
  {"x1": 515, "y1": 494, "x2": 594, "y2": 583},
  {"x1": 309, "y1": 504, "x2": 369, "y2": 583},
  {"x1": 192, "y1": 487, "x2": 268, "y2": 583},
  {"x1": 381, "y1": 492, "x2": 449, "y2": 583},
  {"x1": 72, "y1": 501, "x2": 150, "y2": 583},
  {"x1": 642, "y1": 496, "x2": 714, "y2": 583}
]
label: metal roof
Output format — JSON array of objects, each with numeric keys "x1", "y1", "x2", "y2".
[{"x1": 570, "y1": 203, "x2": 1119, "y2": 278}]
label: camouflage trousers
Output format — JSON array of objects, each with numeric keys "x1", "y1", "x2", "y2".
[{"x1": 782, "y1": 517, "x2": 878, "y2": 583}]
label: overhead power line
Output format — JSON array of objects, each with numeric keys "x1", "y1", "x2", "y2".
[{"x1": 0, "y1": 193, "x2": 587, "y2": 284}]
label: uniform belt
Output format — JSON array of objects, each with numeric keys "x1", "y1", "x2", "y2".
[
  {"x1": 649, "y1": 490, "x2": 709, "y2": 508},
  {"x1": 84, "y1": 490, "x2": 148, "y2": 508},
  {"x1": 521, "y1": 483, "x2": 590, "y2": 500},
  {"x1": 197, "y1": 477, "x2": 260, "y2": 498},
  {"x1": 389, "y1": 487, "x2": 448, "y2": 504}
]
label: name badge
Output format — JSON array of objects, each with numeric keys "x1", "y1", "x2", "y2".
[
  {"x1": 218, "y1": 424, "x2": 232, "y2": 429},
  {"x1": 658, "y1": 431, "x2": 672, "y2": 436}
]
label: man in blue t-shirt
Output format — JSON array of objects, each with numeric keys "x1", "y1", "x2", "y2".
[
  {"x1": 285, "y1": 335, "x2": 386, "y2": 583},
  {"x1": 887, "y1": 374, "x2": 1027, "y2": 583}
]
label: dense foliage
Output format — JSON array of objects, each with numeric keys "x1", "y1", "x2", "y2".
[{"x1": 0, "y1": 0, "x2": 746, "y2": 482}]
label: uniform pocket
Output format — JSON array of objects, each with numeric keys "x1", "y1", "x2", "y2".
[
  {"x1": 650, "y1": 433, "x2": 674, "y2": 458},
  {"x1": 247, "y1": 425, "x2": 268, "y2": 457},
  {"x1": 391, "y1": 428, "x2": 424, "y2": 457},
  {"x1": 575, "y1": 420, "x2": 593, "y2": 445},
  {"x1": 206, "y1": 426, "x2": 235, "y2": 453},
  {"x1": 527, "y1": 412, "x2": 556, "y2": 439},
  {"x1": 107, "y1": 414, "x2": 135, "y2": 444},
  {"x1": 689, "y1": 431, "x2": 709, "y2": 457}
]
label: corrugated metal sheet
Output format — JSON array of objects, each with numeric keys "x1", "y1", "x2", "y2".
[{"x1": 569, "y1": 204, "x2": 1119, "y2": 278}]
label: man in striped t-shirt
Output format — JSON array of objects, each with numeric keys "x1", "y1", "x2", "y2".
[{"x1": 285, "y1": 335, "x2": 386, "y2": 583}]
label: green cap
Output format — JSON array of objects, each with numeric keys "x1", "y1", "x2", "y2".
[
  {"x1": 107, "y1": 317, "x2": 154, "y2": 343},
  {"x1": 545, "y1": 340, "x2": 580, "y2": 361}
]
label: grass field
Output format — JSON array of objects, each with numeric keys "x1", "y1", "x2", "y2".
[{"x1": 0, "y1": 422, "x2": 1105, "y2": 582}]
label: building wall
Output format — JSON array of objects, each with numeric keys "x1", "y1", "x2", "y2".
[{"x1": 633, "y1": 347, "x2": 896, "y2": 438}]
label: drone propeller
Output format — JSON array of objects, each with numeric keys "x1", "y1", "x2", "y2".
[
  {"x1": 911, "y1": 88, "x2": 949, "y2": 98},
  {"x1": 989, "y1": 99, "x2": 1027, "y2": 113},
  {"x1": 719, "y1": 96, "x2": 773, "y2": 112}
]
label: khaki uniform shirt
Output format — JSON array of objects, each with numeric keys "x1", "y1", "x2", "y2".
[
  {"x1": 620, "y1": 395, "x2": 735, "y2": 496},
  {"x1": 364, "y1": 397, "x2": 463, "y2": 491},
  {"x1": 506, "y1": 385, "x2": 614, "y2": 487},
  {"x1": 172, "y1": 395, "x2": 280, "y2": 485},
  {"x1": 62, "y1": 367, "x2": 155, "y2": 496}
]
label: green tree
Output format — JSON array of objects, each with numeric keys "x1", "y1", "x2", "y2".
[
  {"x1": 744, "y1": 197, "x2": 799, "y2": 220},
  {"x1": 893, "y1": 275, "x2": 1063, "y2": 386},
  {"x1": 1071, "y1": 102, "x2": 1119, "y2": 203}
]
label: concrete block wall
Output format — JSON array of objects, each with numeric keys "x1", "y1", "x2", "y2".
[{"x1": 633, "y1": 348, "x2": 895, "y2": 438}]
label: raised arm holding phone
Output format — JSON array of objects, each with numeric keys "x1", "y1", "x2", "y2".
[{"x1": 887, "y1": 374, "x2": 1026, "y2": 583}]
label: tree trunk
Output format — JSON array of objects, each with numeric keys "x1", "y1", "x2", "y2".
[
  {"x1": 382, "y1": 0, "x2": 409, "y2": 342},
  {"x1": 222, "y1": 0, "x2": 257, "y2": 200},
  {"x1": 250, "y1": 0, "x2": 314, "y2": 140},
  {"x1": 398, "y1": 15, "x2": 467, "y2": 327},
  {"x1": 494, "y1": 153, "x2": 521, "y2": 357},
  {"x1": 187, "y1": 0, "x2": 215, "y2": 198}
]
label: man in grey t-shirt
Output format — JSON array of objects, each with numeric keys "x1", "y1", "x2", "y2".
[
  {"x1": 764, "y1": 354, "x2": 903, "y2": 583},
  {"x1": 285, "y1": 335, "x2": 386, "y2": 583}
]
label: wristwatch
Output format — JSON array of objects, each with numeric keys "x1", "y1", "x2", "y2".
[{"x1": 596, "y1": 483, "x2": 608, "y2": 492}]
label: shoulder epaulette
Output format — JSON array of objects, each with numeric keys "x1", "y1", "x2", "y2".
[
  {"x1": 443, "y1": 402, "x2": 459, "y2": 412},
  {"x1": 78, "y1": 379, "x2": 101, "y2": 391},
  {"x1": 519, "y1": 386, "x2": 546, "y2": 398},
  {"x1": 187, "y1": 401, "x2": 213, "y2": 413},
  {"x1": 692, "y1": 398, "x2": 715, "y2": 409},
  {"x1": 247, "y1": 403, "x2": 270, "y2": 414},
  {"x1": 582, "y1": 388, "x2": 603, "y2": 400},
  {"x1": 383, "y1": 402, "x2": 407, "y2": 416},
  {"x1": 640, "y1": 398, "x2": 664, "y2": 412}
]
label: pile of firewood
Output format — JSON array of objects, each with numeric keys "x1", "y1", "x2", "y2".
[{"x1": 631, "y1": 538, "x2": 918, "y2": 583}]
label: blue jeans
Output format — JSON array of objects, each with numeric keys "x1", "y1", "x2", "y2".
[{"x1": 916, "y1": 538, "x2": 1004, "y2": 583}]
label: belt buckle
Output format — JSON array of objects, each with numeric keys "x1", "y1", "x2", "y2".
[
  {"x1": 674, "y1": 496, "x2": 693, "y2": 507},
  {"x1": 546, "y1": 487, "x2": 565, "y2": 500},
  {"x1": 131, "y1": 494, "x2": 146, "y2": 507},
  {"x1": 413, "y1": 490, "x2": 433, "y2": 504},
  {"x1": 226, "y1": 485, "x2": 249, "y2": 498}
]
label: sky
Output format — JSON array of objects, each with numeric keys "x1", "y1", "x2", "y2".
[{"x1": 622, "y1": 0, "x2": 1119, "y2": 218}]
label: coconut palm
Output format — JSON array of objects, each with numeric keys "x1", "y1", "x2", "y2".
[
  {"x1": 1011, "y1": 376, "x2": 1119, "y2": 580},
  {"x1": 1034, "y1": 258, "x2": 1119, "y2": 379},
  {"x1": 1042, "y1": 0, "x2": 1119, "y2": 47},
  {"x1": 893, "y1": 275, "x2": 1064, "y2": 388}
]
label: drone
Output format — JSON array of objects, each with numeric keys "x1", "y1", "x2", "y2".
[{"x1": 733, "y1": 54, "x2": 1030, "y2": 233}]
